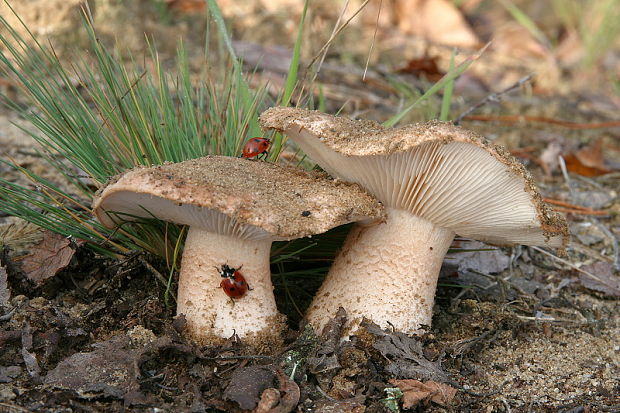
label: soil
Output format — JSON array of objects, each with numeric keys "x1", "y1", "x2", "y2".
[{"x1": 1, "y1": 1, "x2": 619, "y2": 412}]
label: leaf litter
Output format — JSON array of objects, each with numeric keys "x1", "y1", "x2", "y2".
[
  {"x1": 389, "y1": 378, "x2": 457, "y2": 409},
  {"x1": 18, "y1": 231, "x2": 82, "y2": 287}
]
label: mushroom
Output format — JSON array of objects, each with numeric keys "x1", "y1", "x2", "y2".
[
  {"x1": 92, "y1": 155, "x2": 384, "y2": 346},
  {"x1": 260, "y1": 107, "x2": 568, "y2": 334}
]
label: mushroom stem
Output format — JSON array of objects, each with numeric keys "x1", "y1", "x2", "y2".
[
  {"x1": 176, "y1": 227, "x2": 279, "y2": 342},
  {"x1": 306, "y1": 208, "x2": 455, "y2": 334}
]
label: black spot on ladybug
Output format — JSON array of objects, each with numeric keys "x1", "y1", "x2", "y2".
[
  {"x1": 301, "y1": 210, "x2": 311, "y2": 217},
  {"x1": 230, "y1": 287, "x2": 236, "y2": 291}
]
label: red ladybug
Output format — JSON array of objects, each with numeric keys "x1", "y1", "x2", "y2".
[
  {"x1": 242, "y1": 137, "x2": 270, "y2": 159},
  {"x1": 217, "y1": 264, "x2": 251, "y2": 298}
]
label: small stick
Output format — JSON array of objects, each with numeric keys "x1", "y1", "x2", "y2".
[
  {"x1": 549, "y1": 206, "x2": 608, "y2": 216},
  {"x1": 543, "y1": 197, "x2": 607, "y2": 213},
  {"x1": 454, "y1": 74, "x2": 534, "y2": 125},
  {"x1": 558, "y1": 155, "x2": 577, "y2": 200},
  {"x1": 530, "y1": 246, "x2": 616, "y2": 290},
  {"x1": 138, "y1": 256, "x2": 175, "y2": 302},
  {"x1": 201, "y1": 354, "x2": 274, "y2": 361}
]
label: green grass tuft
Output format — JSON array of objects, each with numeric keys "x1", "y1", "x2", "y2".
[{"x1": 0, "y1": 5, "x2": 269, "y2": 258}]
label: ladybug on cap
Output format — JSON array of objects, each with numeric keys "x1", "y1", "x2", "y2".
[{"x1": 242, "y1": 137, "x2": 270, "y2": 159}]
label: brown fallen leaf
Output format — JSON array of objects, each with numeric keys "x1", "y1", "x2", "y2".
[
  {"x1": 223, "y1": 366, "x2": 277, "y2": 410},
  {"x1": 19, "y1": 231, "x2": 81, "y2": 286},
  {"x1": 564, "y1": 139, "x2": 612, "y2": 177},
  {"x1": 389, "y1": 379, "x2": 457, "y2": 408},
  {"x1": 253, "y1": 369, "x2": 300, "y2": 413},
  {"x1": 396, "y1": 54, "x2": 444, "y2": 82}
]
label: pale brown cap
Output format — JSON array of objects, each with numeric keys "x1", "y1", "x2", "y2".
[
  {"x1": 260, "y1": 107, "x2": 568, "y2": 248},
  {"x1": 92, "y1": 155, "x2": 384, "y2": 241}
]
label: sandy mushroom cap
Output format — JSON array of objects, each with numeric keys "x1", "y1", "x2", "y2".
[
  {"x1": 260, "y1": 107, "x2": 568, "y2": 248},
  {"x1": 92, "y1": 155, "x2": 384, "y2": 240},
  {"x1": 91, "y1": 155, "x2": 384, "y2": 347}
]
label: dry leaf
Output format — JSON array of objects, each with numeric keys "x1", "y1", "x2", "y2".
[
  {"x1": 19, "y1": 231, "x2": 78, "y2": 286},
  {"x1": 223, "y1": 366, "x2": 276, "y2": 410},
  {"x1": 579, "y1": 262, "x2": 620, "y2": 297},
  {"x1": 564, "y1": 139, "x2": 612, "y2": 177},
  {"x1": 253, "y1": 369, "x2": 300, "y2": 413},
  {"x1": 367, "y1": 323, "x2": 449, "y2": 382},
  {"x1": 393, "y1": 0, "x2": 481, "y2": 49},
  {"x1": 389, "y1": 379, "x2": 457, "y2": 408},
  {"x1": 396, "y1": 55, "x2": 444, "y2": 82},
  {"x1": 44, "y1": 334, "x2": 171, "y2": 400}
]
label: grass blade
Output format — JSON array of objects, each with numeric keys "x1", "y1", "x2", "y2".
[{"x1": 439, "y1": 49, "x2": 457, "y2": 121}]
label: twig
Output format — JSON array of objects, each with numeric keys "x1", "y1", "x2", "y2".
[
  {"x1": 200, "y1": 355, "x2": 273, "y2": 361},
  {"x1": 363, "y1": 0, "x2": 381, "y2": 81},
  {"x1": 543, "y1": 198, "x2": 608, "y2": 216},
  {"x1": 307, "y1": 0, "x2": 370, "y2": 72},
  {"x1": 515, "y1": 315, "x2": 583, "y2": 324},
  {"x1": 558, "y1": 155, "x2": 577, "y2": 199},
  {"x1": 138, "y1": 256, "x2": 175, "y2": 302},
  {"x1": 550, "y1": 206, "x2": 608, "y2": 216},
  {"x1": 454, "y1": 74, "x2": 534, "y2": 125},
  {"x1": 530, "y1": 246, "x2": 617, "y2": 290}
]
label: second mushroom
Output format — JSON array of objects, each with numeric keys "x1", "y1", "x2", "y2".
[{"x1": 261, "y1": 107, "x2": 568, "y2": 335}]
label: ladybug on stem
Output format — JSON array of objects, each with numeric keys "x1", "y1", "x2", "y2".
[
  {"x1": 217, "y1": 264, "x2": 251, "y2": 299},
  {"x1": 242, "y1": 137, "x2": 270, "y2": 159}
]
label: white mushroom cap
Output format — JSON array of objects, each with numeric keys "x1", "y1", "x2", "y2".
[
  {"x1": 93, "y1": 155, "x2": 384, "y2": 240},
  {"x1": 260, "y1": 107, "x2": 568, "y2": 247}
]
